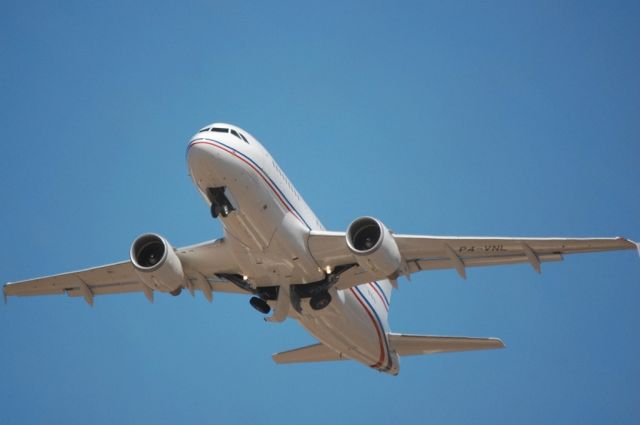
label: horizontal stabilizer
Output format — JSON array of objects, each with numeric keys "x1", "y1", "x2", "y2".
[
  {"x1": 273, "y1": 343, "x2": 346, "y2": 364},
  {"x1": 389, "y1": 333, "x2": 505, "y2": 356}
]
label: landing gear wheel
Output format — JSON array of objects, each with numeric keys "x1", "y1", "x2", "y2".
[
  {"x1": 211, "y1": 203, "x2": 220, "y2": 218},
  {"x1": 211, "y1": 202, "x2": 230, "y2": 218},
  {"x1": 250, "y1": 296, "x2": 271, "y2": 314},
  {"x1": 169, "y1": 287, "x2": 182, "y2": 296},
  {"x1": 310, "y1": 291, "x2": 332, "y2": 310}
]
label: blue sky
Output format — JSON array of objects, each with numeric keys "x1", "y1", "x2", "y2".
[{"x1": 1, "y1": 1, "x2": 639, "y2": 424}]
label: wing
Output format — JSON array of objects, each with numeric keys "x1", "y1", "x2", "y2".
[
  {"x1": 308, "y1": 231, "x2": 638, "y2": 288},
  {"x1": 3, "y1": 238, "x2": 245, "y2": 305},
  {"x1": 388, "y1": 333, "x2": 505, "y2": 356}
]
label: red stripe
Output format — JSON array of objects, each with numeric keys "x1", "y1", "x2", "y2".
[
  {"x1": 368, "y1": 282, "x2": 389, "y2": 311},
  {"x1": 190, "y1": 140, "x2": 306, "y2": 225},
  {"x1": 350, "y1": 287, "x2": 385, "y2": 369}
]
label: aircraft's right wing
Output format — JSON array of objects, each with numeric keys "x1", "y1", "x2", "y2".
[{"x1": 3, "y1": 238, "x2": 245, "y2": 305}]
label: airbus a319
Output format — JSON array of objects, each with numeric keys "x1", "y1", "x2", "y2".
[{"x1": 5, "y1": 123, "x2": 637, "y2": 375}]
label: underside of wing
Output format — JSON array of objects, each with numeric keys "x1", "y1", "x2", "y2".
[
  {"x1": 4, "y1": 238, "x2": 244, "y2": 304},
  {"x1": 307, "y1": 229, "x2": 637, "y2": 287},
  {"x1": 3, "y1": 261, "x2": 140, "y2": 303},
  {"x1": 272, "y1": 342, "x2": 347, "y2": 364},
  {"x1": 388, "y1": 333, "x2": 505, "y2": 356},
  {"x1": 398, "y1": 235, "x2": 637, "y2": 278}
]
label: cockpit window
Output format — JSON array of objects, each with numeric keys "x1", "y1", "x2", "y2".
[
  {"x1": 239, "y1": 133, "x2": 249, "y2": 143},
  {"x1": 199, "y1": 127, "x2": 210, "y2": 133},
  {"x1": 211, "y1": 127, "x2": 229, "y2": 133},
  {"x1": 230, "y1": 129, "x2": 240, "y2": 139}
]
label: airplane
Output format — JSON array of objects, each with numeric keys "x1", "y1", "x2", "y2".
[{"x1": 4, "y1": 122, "x2": 638, "y2": 375}]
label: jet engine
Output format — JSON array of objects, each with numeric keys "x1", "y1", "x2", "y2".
[
  {"x1": 130, "y1": 233, "x2": 185, "y2": 294},
  {"x1": 346, "y1": 216, "x2": 402, "y2": 276}
]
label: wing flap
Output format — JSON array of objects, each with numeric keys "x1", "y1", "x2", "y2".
[
  {"x1": 411, "y1": 253, "x2": 563, "y2": 272},
  {"x1": 272, "y1": 343, "x2": 347, "y2": 364},
  {"x1": 389, "y1": 333, "x2": 505, "y2": 356}
]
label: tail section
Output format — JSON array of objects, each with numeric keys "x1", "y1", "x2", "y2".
[
  {"x1": 272, "y1": 342, "x2": 346, "y2": 364},
  {"x1": 388, "y1": 333, "x2": 505, "y2": 356}
]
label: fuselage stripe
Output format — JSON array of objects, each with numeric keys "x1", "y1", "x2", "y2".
[
  {"x1": 356, "y1": 286, "x2": 393, "y2": 371},
  {"x1": 349, "y1": 287, "x2": 386, "y2": 369},
  {"x1": 369, "y1": 282, "x2": 389, "y2": 311},
  {"x1": 188, "y1": 139, "x2": 312, "y2": 230}
]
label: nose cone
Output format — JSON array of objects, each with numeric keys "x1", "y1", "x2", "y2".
[{"x1": 187, "y1": 140, "x2": 223, "y2": 184}]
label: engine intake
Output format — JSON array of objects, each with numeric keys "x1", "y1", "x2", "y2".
[
  {"x1": 346, "y1": 217, "x2": 401, "y2": 276},
  {"x1": 130, "y1": 233, "x2": 185, "y2": 293}
]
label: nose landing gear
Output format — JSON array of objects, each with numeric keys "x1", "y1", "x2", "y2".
[
  {"x1": 207, "y1": 187, "x2": 234, "y2": 218},
  {"x1": 211, "y1": 203, "x2": 231, "y2": 218}
]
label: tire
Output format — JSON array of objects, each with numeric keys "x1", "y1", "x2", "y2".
[
  {"x1": 310, "y1": 291, "x2": 332, "y2": 310},
  {"x1": 250, "y1": 296, "x2": 271, "y2": 314}
]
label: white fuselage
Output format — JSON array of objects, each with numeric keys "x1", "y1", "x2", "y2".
[{"x1": 187, "y1": 123, "x2": 399, "y2": 374}]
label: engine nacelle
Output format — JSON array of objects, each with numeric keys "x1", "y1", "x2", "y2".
[
  {"x1": 346, "y1": 216, "x2": 402, "y2": 276},
  {"x1": 130, "y1": 233, "x2": 185, "y2": 293}
]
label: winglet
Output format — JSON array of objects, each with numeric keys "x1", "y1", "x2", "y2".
[{"x1": 3, "y1": 285, "x2": 7, "y2": 305}]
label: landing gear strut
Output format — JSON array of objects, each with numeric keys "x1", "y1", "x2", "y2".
[
  {"x1": 208, "y1": 187, "x2": 234, "y2": 218},
  {"x1": 217, "y1": 265, "x2": 356, "y2": 316}
]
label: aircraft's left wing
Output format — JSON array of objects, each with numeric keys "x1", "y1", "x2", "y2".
[
  {"x1": 4, "y1": 238, "x2": 244, "y2": 305},
  {"x1": 308, "y1": 231, "x2": 638, "y2": 288}
]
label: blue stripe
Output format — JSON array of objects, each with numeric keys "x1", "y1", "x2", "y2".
[
  {"x1": 354, "y1": 286, "x2": 393, "y2": 371},
  {"x1": 189, "y1": 138, "x2": 312, "y2": 230},
  {"x1": 372, "y1": 281, "x2": 390, "y2": 308}
]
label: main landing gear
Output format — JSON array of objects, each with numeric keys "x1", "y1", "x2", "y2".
[
  {"x1": 250, "y1": 289, "x2": 331, "y2": 314},
  {"x1": 250, "y1": 296, "x2": 271, "y2": 314},
  {"x1": 310, "y1": 291, "x2": 332, "y2": 310},
  {"x1": 218, "y1": 265, "x2": 355, "y2": 317},
  {"x1": 207, "y1": 187, "x2": 234, "y2": 218}
]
